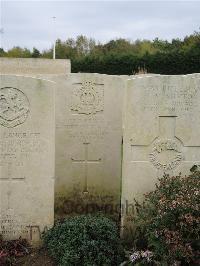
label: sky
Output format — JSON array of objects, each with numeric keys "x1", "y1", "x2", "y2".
[{"x1": 0, "y1": 1, "x2": 200, "y2": 51}]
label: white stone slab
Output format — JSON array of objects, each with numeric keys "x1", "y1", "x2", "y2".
[
  {"x1": 122, "y1": 75, "x2": 200, "y2": 227},
  {"x1": 54, "y1": 73, "x2": 124, "y2": 212},
  {"x1": 0, "y1": 75, "x2": 55, "y2": 245},
  {"x1": 0, "y1": 58, "x2": 71, "y2": 75}
]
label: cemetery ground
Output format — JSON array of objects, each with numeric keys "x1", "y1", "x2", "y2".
[
  {"x1": 1, "y1": 169, "x2": 199, "y2": 266},
  {"x1": 4, "y1": 246, "x2": 54, "y2": 266}
]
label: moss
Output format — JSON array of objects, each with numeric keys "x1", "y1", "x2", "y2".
[{"x1": 55, "y1": 184, "x2": 121, "y2": 223}]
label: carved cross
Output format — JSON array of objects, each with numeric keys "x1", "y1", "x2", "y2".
[
  {"x1": 131, "y1": 116, "x2": 200, "y2": 176},
  {"x1": 71, "y1": 142, "x2": 102, "y2": 192}
]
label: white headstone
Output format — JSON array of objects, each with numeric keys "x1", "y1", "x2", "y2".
[
  {"x1": 54, "y1": 73, "x2": 124, "y2": 214},
  {"x1": 122, "y1": 75, "x2": 200, "y2": 228},
  {"x1": 0, "y1": 75, "x2": 55, "y2": 245},
  {"x1": 0, "y1": 58, "x2": 71, "y2": 75}
]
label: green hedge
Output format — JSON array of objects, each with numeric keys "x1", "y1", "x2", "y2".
[{"x1": 72, "y1": 49, "x2": 200, "y2": 75}]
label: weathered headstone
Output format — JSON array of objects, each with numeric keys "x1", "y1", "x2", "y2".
[
  {"x1": 0, "y1": 58, "x2": 71, "y2": 75},
  {"x1": 54, "y1": 73, "x2": 124, "y2": 215},
  {"x1": 0, "y1": 75, "x2": 55, "y2": 245},
  {"x1": 122, "y1": 75, "x2": 200, "y2": 229}
]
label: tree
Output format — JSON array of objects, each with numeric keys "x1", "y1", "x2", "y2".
[
  {"x1": 7, "y1": 46, "x2": 31, "y2": 58},
  {"x1": 0, "y1": 48, "x2": 6, "y2": 57},
  {"x1": 75, "y1": 35, "x2": 96, "y2": 57},
  {"x1": 32, "y1": 47, "x2": 41, "y2": 58}
]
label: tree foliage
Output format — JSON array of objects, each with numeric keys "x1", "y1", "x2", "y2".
[{"x1": 1, "y1": 31, "x2": 200, "y2": 74}]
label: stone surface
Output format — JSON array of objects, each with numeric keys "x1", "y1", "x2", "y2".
[
  {"x1": 0, "y1": 58, "x2": 71, "y2": 75},
  {"x1": 122, "y1": 75, "x2": 200, "y2": 228},
  {"x1": 53, "y1": 73, "x2": 124, "y2": 214},
  {"x1": 0, "y1": 75, "x2": 55, "y2": 245}
]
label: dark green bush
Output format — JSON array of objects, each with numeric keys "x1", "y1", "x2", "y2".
[
  {"x1": 43, "y1": 214, "x2": 124, "y2": 266},
  {"x1": 131, "y1": 170, "x2": 200, "y2": 265},
  {"x1": 72, "y1": 48, "x2": 200, "y2": 75}
]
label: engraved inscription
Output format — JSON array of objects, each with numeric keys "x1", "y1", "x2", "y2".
[
  {"x1": 0, "y1": 210, "x2": 44, "y2": 241},
  {"x1": 0, "y1": 87, "x2": 30, "y2": 128},
  {"x1": 62, "y1": 117, "x2": 118, "y2": 142},
  {"x1": 149, "y1": 139, "x2": 183, "y2": 171},
  {"x1": 142, "y1": 84, "x2": 199, "y2": 112},
  {"x1": 71, "y1": 81, "x2": 104, "y2": 114},
  {"x1": 0, "y1": 132, "x2": 47, "y2": 180},
  {"x1": 0, "y1": 210, "x2": 29, "y2": 240}
]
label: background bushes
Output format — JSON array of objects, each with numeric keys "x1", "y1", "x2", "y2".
[{"x1": 1, "y1": 31, "x2": 200, "y2": 75}]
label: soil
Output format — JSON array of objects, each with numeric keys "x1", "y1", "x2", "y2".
[{"x1": 14, "y1": 249, "x2": 55, "y2": 266}]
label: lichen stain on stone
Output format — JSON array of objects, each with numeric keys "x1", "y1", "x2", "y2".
[{"x1": 55, "y1": 184, "x2": 121, "y2": 222}]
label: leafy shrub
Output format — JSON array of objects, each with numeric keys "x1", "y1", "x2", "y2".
[
  {"x1": 43, "y1": 214, "x2": 124, "y2": 266},
  {"x1": 132, "y1": 170, "x2": 200, "y2": 265}
]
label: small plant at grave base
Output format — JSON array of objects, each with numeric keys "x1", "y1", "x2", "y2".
[
  {"x1": 0, "y1": 236, "x2": 30, "y2": 265},
  {"x1": 120, "y1": 249, "x2": 154, "y2": 266},
  {"x1": 43, "y1": 214, "x2": 125, "y2": 266},
  {"x1": 128, "y1": 169, "x2": 200, "y2": 265}
]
